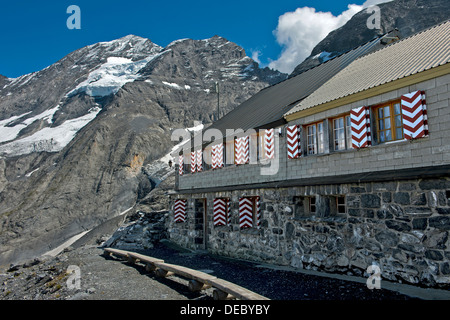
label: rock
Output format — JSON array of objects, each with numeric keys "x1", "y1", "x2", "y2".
[
  {"x1": 386, "y1": 220, "x2": 411, "y2": 232},
  {"x1": 429, "y1": 216, "x2": 450, "y2": 230},
  {"x1": 425, "y1": 250, "x2": 444, "y2": 261},
  {"x1": 375, "y1": 230, "x2": 399, "y2": 248},
  {"x1": 361, "y1": 194, "x2": 381, "y2": 208}
]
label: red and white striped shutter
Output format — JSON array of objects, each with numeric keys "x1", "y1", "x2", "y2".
[
  {"x1": 174, "y1": 199, "x2": 186, "y2": 223},
  {"x1": 265, "y1": 129, "x2": 275, "y2": 159},
  {"x1": 213, "y1": 198, "x2": 227, "y2": 226},
  {"x1": 350, "y1": 106, "x2": 371, "y2": 149},
  {"x1": 178, "y1": 155, "x2": 184, "y2": 176},
  {"x1": 401, "y1": 91, "x2": 428, "y2": 140},
  {"x1": 235, "y1": 136, "x2": 249, "y2": 165},
  {"x1": 239, "y1": 197, "x2": 253, "y2": 229},
  {"x1": 212, "y1": 143, "x2": 224, "y2": 169},
  {"x1": 287, "y1": 125, "x2": 301, "y2": 159},
  {"x1": 196, "y1": 149, "x2": 203, "y2": 172},
  {"x1": 190, "y1": 151, "x2": 196, "y2": 173}
]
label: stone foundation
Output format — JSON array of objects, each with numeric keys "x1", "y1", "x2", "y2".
[{"x1": 168, "y1": 177, "x2": 450, "y2": 288}]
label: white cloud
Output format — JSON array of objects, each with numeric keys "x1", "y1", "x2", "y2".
[
  {"x1": 269, "y1": 0, "x2": 391, "y2": 74},
  {"x1": 251, "y1": 50, "x2": 262, "y2": 65}
]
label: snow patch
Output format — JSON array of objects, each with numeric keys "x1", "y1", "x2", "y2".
[
  {"x1": 25, "y1": 167, "x2": 40, "y2": 177},
  {"x1": 162, "y1": 81, "x2": 182, "y2": 90},
  {"x1": 67, "y1": 54, "x2": 159, "y2": 97},
  {"x1": 0, "y1": 107, "x2": 101, "y2": 157},
  {"x1": 0, "y1": 106, "x2": 60, "y2": 144}
]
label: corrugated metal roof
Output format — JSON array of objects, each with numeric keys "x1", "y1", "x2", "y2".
[
  {"x1": 203, "y1": 31, "x2": 398, "y2": 137},
  {"x1": 285, "y1": 20, "x2": 450, "y2": 117}
]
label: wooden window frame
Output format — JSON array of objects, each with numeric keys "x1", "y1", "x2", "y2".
[
  {"x1": 332, "y1": 114, "x2": 353, "y2": 151},
  {"x1": 374, "y1": 99, "x2": 404, "y2": 143},
  {"x1": 305, "y1": 121, "x2": 325, "y2": 155}
]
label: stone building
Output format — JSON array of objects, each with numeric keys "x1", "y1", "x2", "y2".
[{"x1": 168, "y1": 21, "x2": 450, "y2": 288}]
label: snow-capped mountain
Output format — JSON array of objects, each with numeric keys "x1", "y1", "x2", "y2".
[{"x1": 0, "y1": 34, "x2": 286, "y2": 265}]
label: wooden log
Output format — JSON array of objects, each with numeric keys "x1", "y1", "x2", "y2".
[
  {"x1": 208, "y1": 278, "x2": 269, "y2": 300},
  {"x1": 103, "y1": 248, "x2": 129, "y2": 260}
]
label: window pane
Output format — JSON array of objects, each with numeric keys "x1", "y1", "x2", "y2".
[
  {"x1": 395, "y1": 115, "x2": 402, "y2": 128},
  {"x1": 346, "y1": 116, "x2": 352, "y2": 149},
  {"x1": 379, "y1": 119, "x2": 384, "y2": 130},
  {"x1": 396, "y1": 127, "x2": 403, "y2": 140},
  {"x1": 384, "y1": 117, "x2": 391, "y2": 129},
  {"x1": 307, "y1": 124, "x2": 317, "y2": 155},
  {"x1": 380, "y1": 131, "x2": 385, "y2": 142},
  {"x1": 394, "y1": 103, "x2": 401, "y2": 115},
  {"x1": 384, "y1": 106, "x2": 390, "y2": 117},
  {"x1": 318, "y1": 123, "x2": 324, "y2": 154},
  {"x1": 385, "y1": 129, "x2": 392, "y2": 141}
]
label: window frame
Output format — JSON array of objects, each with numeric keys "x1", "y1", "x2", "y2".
[
  {"x1": 332, "y1": 114, "x2": 353, "y2": 151},
  {"x1": 373, "y1": 99, "x2": 404, "y2": 143},
  {"x1": 305, "y1": 121, "x2": 325, "y2": 155}
]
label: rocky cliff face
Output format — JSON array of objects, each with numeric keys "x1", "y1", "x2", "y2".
[
  {"x1": 0, "y1": 35, "x2": 286, "y2": 266},
  {"x1": 291, "y1": 0, "x2": 450, "y2": 77}
]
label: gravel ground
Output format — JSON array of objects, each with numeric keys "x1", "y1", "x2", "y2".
[{"x1": 0, "y1": 240, "x2": 419, "y2": 301}]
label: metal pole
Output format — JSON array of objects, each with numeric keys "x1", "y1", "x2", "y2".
[{"x1": 216, "y1": 81, "x2": 220, "y2": 121}]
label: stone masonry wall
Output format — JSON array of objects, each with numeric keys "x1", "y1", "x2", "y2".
[{"x1": 168, "y1": 177, "x2": 450, "y2": 288}]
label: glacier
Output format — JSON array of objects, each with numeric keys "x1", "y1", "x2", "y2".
[{"x1": 67, "y1": 55, "x2": 159, "y2": 97}]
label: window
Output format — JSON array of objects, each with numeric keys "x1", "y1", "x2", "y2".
[
  {"x1": 332, "y1": 115, "x2": 353, "y2": 151},
  {"x1": 249, "y1": 132, "x2": 259, "y2": 164},
  {"x1": 309, "y1": 197, "x2": 316, "y2": 214},
  {"x1": 306, "y1": 122, "x2": 325, "y2": 155},
  {"x1": 203, "y1": 147, "x2": 212, "y2": 171},
  {"x1": 374, "y1": 100, "x2": 404, "y2": 143},
  {"x1": 225, "y1": 139, "x2": 234, "y2": 166},
  {"x1": 336, "y1": 196, "x2": 346, "y2": 214},
  {"x1": 183, "y1": 153, "x2": 190, "y2": 173}
]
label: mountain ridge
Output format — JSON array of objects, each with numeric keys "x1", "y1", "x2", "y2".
[{"x1": 0, "y1": 34, "x2": 286, "y2": 266}]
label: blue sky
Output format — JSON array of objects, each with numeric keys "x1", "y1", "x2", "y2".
[{"x1": 0, "y1": 0, "x2": 381, "y2": 78}]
